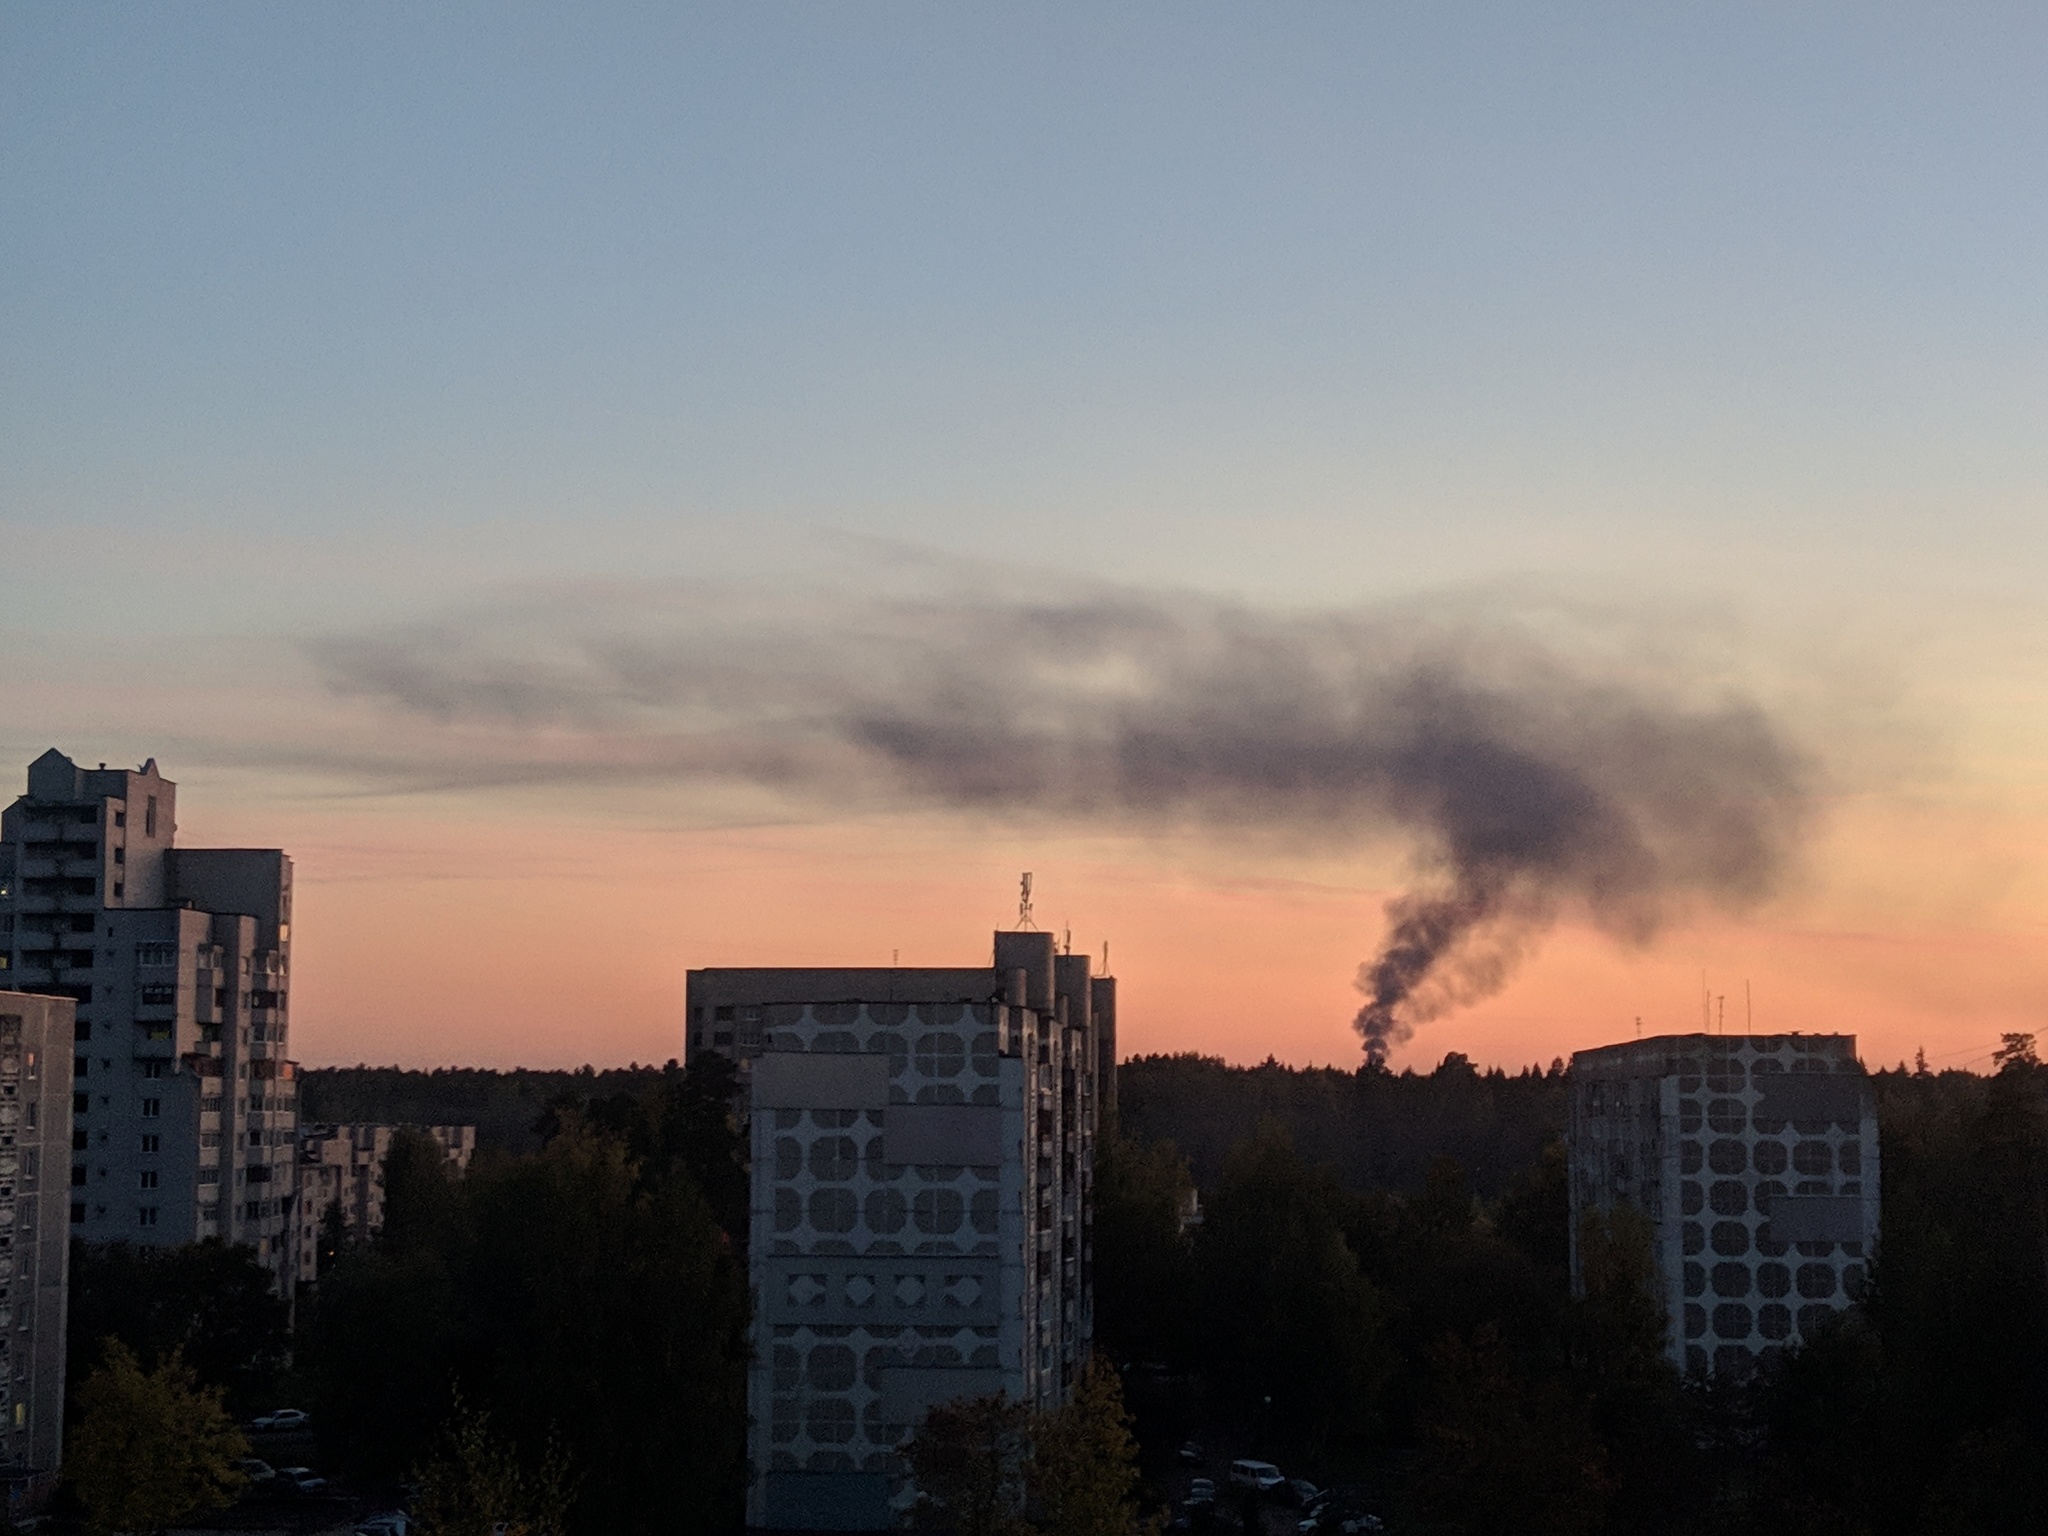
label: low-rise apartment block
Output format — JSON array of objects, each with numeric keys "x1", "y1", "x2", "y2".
[{"x1": 291, "y1": 1122, "x2": 478, "y2": 1283}]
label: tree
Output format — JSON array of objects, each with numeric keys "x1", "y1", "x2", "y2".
[
  {"x1": 1091, "y1": 1133, "x2": 1195, "y2": 1364},
  {"x1": 1032, "y1": 1357, "x2": 1143, "y2": 1536},
  {"x1": 313, "y1": 1198, "x2": 355, "y2": 1276},
  {"x1": 1993, "y1": 1032, "x2": 2040, "y2": 1072},
  {"x1": 903, "y1": 1394, "x2": 1032, "y2": 1536},
  {"x1": 1195, "y1": 1126, "x2": 1390, "y2": 1453},
  {"x1": 1565, "y1": 1207, "x2": 1693, "y2": 1534},
  {"x1": 65, "y1": 1339, "x2": 247, "y2": 1535},
  {"x1": 379, "y1": 1128, "x2": 465, "y2": 1257},
  {"x1": 1415, "y1": 1326, "x2": 1611, "y2": 1536},
  {"x1": 66, "y1": 1241, "x2": 290, "y2": 1419},
  {"x1": 303, "y1": 1122, "x2": 750, "y2": 1535},
  {"x1": 414, "y1": 1392, "x2": 575, "y2": 1536}
]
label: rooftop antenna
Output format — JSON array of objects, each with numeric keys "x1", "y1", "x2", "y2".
[
  {"x1": 1717, "y1": 994, "x2": 1725, "y2": 1035},
  {"x1": 1017, "y1": 872, "x2": 1036, "y2": 930},
  {"x1": 1061, "y1": 924, "x2": 1071, "y2": 956},
  {"x1": 1635, "y1": 1015, "x2": 1642, "y2": 1039},
  {"x1": 1102, "y1": 941, "x2": 1110, "y2": 974},
  {"x1": 1745, "y1": 979, "x2": 1752, "y2": 1032}
]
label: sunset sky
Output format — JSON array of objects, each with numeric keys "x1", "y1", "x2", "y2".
[{"x1": 7, "y1": 6, "x2": 2048, "y2": 1072}]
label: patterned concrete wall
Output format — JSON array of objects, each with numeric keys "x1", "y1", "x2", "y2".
[
  {"x1": 746, "y1": 999, "x2": 1033, "y2": 1529},
  {"x1": 1569, "y1": 1034, "x2": 1879, "y2": 1377}
]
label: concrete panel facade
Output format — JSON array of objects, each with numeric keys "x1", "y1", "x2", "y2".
[
  {"x1": 1568, "y1": 1032, "x2": 1880, "y2": 1378},
  {"x1": 688, "y1": 929, "x2": 1110, "y2": 1532},
  {"x1": 0, "y1": 753, "x2": 298, "y2": 1282},
  {"x1": 0, "y1": 992, "x2": 76, "y2": 1511}
]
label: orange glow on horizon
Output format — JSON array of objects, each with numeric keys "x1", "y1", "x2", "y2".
[{"x1": 165, "y1": 784, "x2": 2048, "y2": 1078}]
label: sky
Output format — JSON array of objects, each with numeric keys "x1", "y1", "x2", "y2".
[{"x1": 6, "y1": 4, "x2": 2048, "y2": 1072}]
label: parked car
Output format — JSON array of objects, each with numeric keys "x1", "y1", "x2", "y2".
[
  {"x1": 234, "y1": 1457, "x2": 275, "y2": 1484},
  {"x1": 354, "y1": 1514, "x2": 411, "y2": 1536},
  {"x1": 1277, "y1": 1478, "x2": 1321, "y2": 1507},
  {"x1": 250, "y1": 1408, "x2": 309, "y2": 1432},
  {"x1": 1186, "y1": 1477, "x2": 1217, "y2": 1505},
  {"x1": 273, "y1": 1467, "x2": 329, "y2": 1495},
  {"x1": 1228, "y1": 1460, "x2": 1287, "y2": 1494},
  {"x1": 1177, "y1": 1440, "x2": 1204, "y2": 1466}
]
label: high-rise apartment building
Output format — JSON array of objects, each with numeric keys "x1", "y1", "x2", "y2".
[
  {"x1": 1567, "y1": 1033, "x2": 1879, "y2": 1377},
  {"x1": 291, "y1": 1122, "x2": 477, "y2": 1284},
  {"x1": 0, "y1": 992, "x2": 77, "y2": 1514},
  {"x1": 0, "y1": 752, "x2": 298, "y2": 1277},
  {"x1": 686, "y1": 928, "x2": 1114, "y2": 1532}
]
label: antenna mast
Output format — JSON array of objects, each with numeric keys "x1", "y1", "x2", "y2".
[{"x1": 1017, "y1": 872, "x2": 1036, "y2": 931}]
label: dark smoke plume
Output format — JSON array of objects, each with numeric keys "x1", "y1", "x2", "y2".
[{"x1": 306, "y1": 584, "x2": 1814, "y2": 1063}]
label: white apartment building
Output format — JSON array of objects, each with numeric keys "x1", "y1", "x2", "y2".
[
  {"x1": 687, "y1": 928, "x2": 1115, "y2": 1532},
  {"x1": 0, "y1": 992, "x2": 77, "y2": 1515},
  {"x1": 1568, "y1": 1033, "x2": 1880, "y2": 1377},
  {"x1": 0, "y1": 752, "x2": 298, "y2": 1277}
]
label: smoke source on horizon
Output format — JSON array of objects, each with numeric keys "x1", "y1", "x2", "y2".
[{"x1": 307, "y1": 586, "x2": 1815, "y2": 1064}]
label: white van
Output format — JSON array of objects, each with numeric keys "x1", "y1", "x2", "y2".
[{"x1": 1228, "y1": 1460, "x2": 1286, "y2": 1493}]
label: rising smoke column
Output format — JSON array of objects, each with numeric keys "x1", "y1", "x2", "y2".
[{"x1": 308, "y1": 585, "x2": 1816, "y2": 1063}]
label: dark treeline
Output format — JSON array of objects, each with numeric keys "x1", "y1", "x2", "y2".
[
  {"x1": 300, "y1": 1056, "x2": 753, "y2": 1535},
  {"x1": 303, "y1": 1050, "x2": 1573, "y2": 1193},
  {"x1": 76, "y1": 1047, "x2": 2046, "y2": 1533},
  {"x1": 300, "y1": 1063, "x2": 684, "y2": 1151},
  {"x1": 1118, "y1": 1051, "x2": 1570, "y2": 1197},
  {"x1": 1101, "y1": 1044, "x2": 2048, "y2": 1535}
]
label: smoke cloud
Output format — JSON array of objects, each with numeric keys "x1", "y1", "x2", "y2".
[{"x1": 306, "y1": 583, "x2": 1814, "y2": 1063}]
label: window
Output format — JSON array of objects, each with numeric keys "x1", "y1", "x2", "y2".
[
  {"x1": 140, "y1": 1062, "x2": 164, "y2": 1080},
  {"x1": 69, "y1": 1204, "x2": 83, "y2": 1226},
  {"x1": 71, "y1": 1130, "x2": 85, "y2": 1151},
  {"x1": 140, "y1": 1098, "x2": 160, "y2": 1118},
  {"x1": 138, "y1": 1170, "x2": 157, "y2": 1190},
  {"x1": 137, "y1": 1207, "x2": 157, "y2": 1228},
  {"x1": 198, "y1": 1167, "x2": 219, "y2": 1185},
  {"x1": 22, "y1": 1151, "x2": 35, "y2": 1178},
  {"x1": 113, "y1": 847, "x2": 124, "y2": 865},
  {"x1": 139, "y1": 984, "x2": 174, "y2": 1006},
  {"x1": 114, "y1": 810, "x2": 125, "y2": 828},
  {"x1": 73, "y1": 1022, "x2": 88, "y2": 1042},
  {"x1": 72, "y1": 1057, "x2": 86, "y2": 1078},
  {"x1": 72, "y1": 1093, "x2": 88, "y2": 1115},
  {"x1": 145, "y1": 797, "x2": 156, "y2": 837},
  {"x1": 139, "y1": 1135, "x2": 159, "y2": 1154},
  {"x1": 69, "y1": 1167, "x2": 84, "y2": 1188}
]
